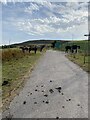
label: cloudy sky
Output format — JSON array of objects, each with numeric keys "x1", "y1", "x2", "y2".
[{"x1": 1, "y1": 1, "x2": 89, "y2": 45}]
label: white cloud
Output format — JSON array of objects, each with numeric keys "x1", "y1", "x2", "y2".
[
  {"x1": 25, "y1": 3, "x2": 39, "y2": 14},
  {"x1": 0, "y1": 0, "x2": 89, "y2": 3},
  {"x1": 3, "y1": 1, "x2": 88, "y2": 40},
  {"x1": 14, "y1": 11, "x2": 88, "y2": 36}
]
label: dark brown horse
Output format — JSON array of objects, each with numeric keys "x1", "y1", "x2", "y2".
[
  {"x1": 65, "y1": 45, "x2": 80, "y2": 53},
  {"x1": 29, "y1": 46, "x2": 37, "y2": 54},
  {"x1": 20, "y1": 46, "x2": 37, "y2": 54},
  {"x1": 65, "y1": 46, "x2": 71, "y2": 53}
]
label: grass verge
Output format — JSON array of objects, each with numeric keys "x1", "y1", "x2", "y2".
[
  {"x1": 67, "y1": 53, "x2": 90, "y2": 73},
  {"x1": 2, "y1": 49, "x2": 43, "y2": 111}
]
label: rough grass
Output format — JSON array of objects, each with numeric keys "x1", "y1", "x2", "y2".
[
  {"x1": 59, "y1": 40, "x2": 90, "y2": 73},
  {"x1": 1, "y1": 48, "x2": 42, "y2": 111},
  {"x1": 67, "y1": 53, "x2": 90, "y2": 73},
  {"x1": 2, "y1": 48, "x2": 27, "y2": 61}
]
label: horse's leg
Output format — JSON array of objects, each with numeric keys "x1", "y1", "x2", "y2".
[
  {"x1": 22, "y1": 49, "x2": 25, "y2": 53},
  {"x1": 72, "y1": 49, "x2": 73, "y2": 53},
  {"x1": 35, "y1": 49, "x2": 37, "y2": 54},
  {"x1": 29, "y1": 50, "x2": 30, "y2": 53},
  {"x1": 76, "y1": 49, "x2": 77, "y2": 53},
  {"x1": 66, "y1": 48, "x2": 68, "y2": 53},
  {"x1": 66, "y1": 49, "x2": 68, "y2": 53}
]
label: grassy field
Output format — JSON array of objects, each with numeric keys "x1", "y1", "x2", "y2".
[
  {"x1": 67, "y1": 53, "x2": 89, "y2": 72},
  {"x1": 61, "y1": 40, "x2": 89, "y2": 52},
  {"x1": 1, "y1": 48, "x2": 43, "y2": 111},
  {"x1": 60, "y1": 40, "x2": 90, "y2": 72},
  {"x1": 1, "y1": 40, "x2": 90, "y2": 111}
]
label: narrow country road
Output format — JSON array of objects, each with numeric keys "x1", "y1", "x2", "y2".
[{"x1": 3, "y1": 50, "x2": 88, "y2": 118}]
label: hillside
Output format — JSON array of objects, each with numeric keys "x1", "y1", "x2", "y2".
[
  {"x1": 12, "y1": 40, "x2": 68, "y2": 46},
  {"x1": 1, "y1": 40, "x2": 68, "y2": 49}
]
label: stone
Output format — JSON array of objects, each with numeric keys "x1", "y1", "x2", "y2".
[
  {"x1": 34, "y1": 102, "x2": 37, "y2": 104},
  {"x1": 42, "y1": 90, "x2": 44, "y2": 92},
  {"x1": 45, "y1": 101, "x2": 49, "y2": 104},
  {"x1": 49, "y1": 89, "x2": 54, "y2": 93},
  {"x1": 23, "y1": 101, "x2": 26, "y2": 104},
  {"x1": 77, "y1": 104, "x2": 80, "y2": 106},
  {"x1": 61, "y1": 93, "x2": 64, "y2": 95},
  {"x1": 56, "y1": 117, "x2": 59, "y2": 119},
  {"x1": 55, "y1": 87, "x2": 62, "y2": 93},
  {"x1": 50, "y1": 80, "x2": 52, "y2": 82},
  {"x1": 56, "y1": 87, "x2": 62, "y2": 90},
  {"x1": 62, "y1": 106, "x2": 65, "y2": 108},
  {"x1": 35, "y1": 89, "x2": 38, "y2": 91},
  {"x1": 44, "y1": 94, "x2": 48, "y2": 97},
  {"x1": 2, "y1": 80, "x2": 9, "y2": 86}
]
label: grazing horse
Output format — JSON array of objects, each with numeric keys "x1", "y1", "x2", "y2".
[
  {"x1": 65, "y1": 45, "x2": 80, "y2": 53},
  {"x1": 71, "y1": 45, "x2": 80, "y2": 53},
  {"x1": 51, "y1": 41, "x2": 56, "y2": 48},
  {"x1": 29, "y1": 46, "x2": 37, "y2": 54},
  {"x1": 24, "y1": 47, "x2": 29, "y2": 51},
  {"x1": 34, "y1": 46, "x2": 37, "y2": 54},
  {"x1": 40, "y1": 45, "x2": 45, "y2": 52},
  {"x1": 20, "y1": 46, "x2": 37, "y2": 54},
  {"x1": 65, "y1": 46, "x2": 71, "y2": 53},
  {"x1": 20, "y1": 46, "x2": 26, "y2": 53}
]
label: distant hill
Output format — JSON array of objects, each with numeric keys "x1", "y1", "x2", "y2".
[
  {"x1": 2, "y1": 39, "x2": 86, "y2": 49},
  {"x1": 1, "y1": 40, "x2": 69, "y2": 49},
  {"x1": 11, "y1": 40, "x2": 69, "y2": 47}
]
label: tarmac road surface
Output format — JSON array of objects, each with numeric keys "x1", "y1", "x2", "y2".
[{"x1": 3, "y1": 50, "x2": 88, "y2": 118}]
